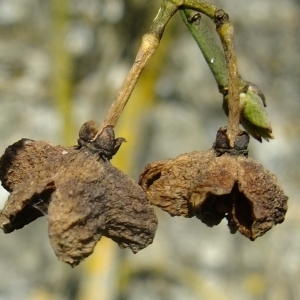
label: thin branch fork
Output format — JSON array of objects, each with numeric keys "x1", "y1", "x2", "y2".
[{"x1": 94, "y1": 0, "x2": 241, "y2": 147}]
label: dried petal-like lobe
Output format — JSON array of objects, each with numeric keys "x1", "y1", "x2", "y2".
[
  {"x1": 139, "y1": 148, "x2": 288, "y2": 240},
  {"x1": 0, "y1": 139, "x2": 157, "y2": 266},
  {"x1": 48, "y1": 150, "x2": 157, "y2": 266},
  {"x1": 235, "y1": 156, "x2": 288, "y2": 240},
  {"x1": 189, "y1": 153, "x2": 236, "y2": 226},
  {"x1": 0, "y1": 180, "x2": 55, "y2": 233},
  {"x1": 140, "y1": 150, "x2": 235, "y2": 219},
  {"x1": 0, "y1": 139, "x2": 62, "y2": 231},
  {"x1": 0, "y1": 139, "x2": 65, "y2": 192},
  {"x1": 140, "y1": 152, "x2": 200, "y2": 218}
]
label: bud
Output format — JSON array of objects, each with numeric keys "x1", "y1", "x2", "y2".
[{"x1": 223, "y1": 82, "x2": 274, "y2": 142}]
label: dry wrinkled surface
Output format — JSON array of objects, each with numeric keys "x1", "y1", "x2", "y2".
[
  {"x1": 139, "y1": 131, "x2": 288, "y2": 241},
  {"x1": 0, "y1": 127, "x2": 157, "y2": 267}
]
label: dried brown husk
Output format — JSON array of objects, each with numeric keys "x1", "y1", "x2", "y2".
[
  {"x1": 0, "y1": 139, "x2": 157, "y2": 267},
  {"x1": 139, "y1": 149, "x2": 288, "y2": 241}
]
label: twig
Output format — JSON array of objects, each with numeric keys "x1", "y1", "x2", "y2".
[
  {"x1": 94, "y1": 0, "x2": 241, "y2": 147},
  {"x1": 95, "y1": 33, "x2": 160, "y2": 135},
  {"x1": 92, "y1": 33, "x2": 159, "y2": 141},
  {"x1": 177, "y1": 1, "x2": 241, "y2": 145},
  {"x1": 214, "y1": 9, "x2": 240, "y2": 146},
  {"x1": 168, "y1": 1, "x2": 241, "y2": 145},
  {"x1": 93, "y1": 0, "x2": 178, "y2": 140},
  {"x1": 180, "y1": 8, "x2": 273, "y2": 142}
]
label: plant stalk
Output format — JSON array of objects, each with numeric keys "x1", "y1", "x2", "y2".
[
  {"x1": 215, "y1": 10, "x2": 240, "y2": 145},
  {"x1": 95, "y1": 0, "x2": 241, "y2": 146},
  {"x1": 93, "y1": 0, "x2": 178, "y2": 140}
]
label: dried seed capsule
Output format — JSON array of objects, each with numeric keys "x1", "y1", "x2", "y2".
[
  {"x1": 0, "y1": 123, "x2": 157, "y2": 267},
  {"x1": 139, "y1": 128, "x2": 288, "y2": 240}
]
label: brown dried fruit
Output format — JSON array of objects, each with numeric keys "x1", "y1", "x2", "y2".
[
  {"x1": 0, "y1": 121, "x2": 157, "y2": 267},
  {"x1": 139, "y1": 128, "x2": 288, "y2": 240}
]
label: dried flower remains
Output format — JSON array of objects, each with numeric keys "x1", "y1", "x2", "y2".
[
  {"x1": 139, "y1": 128, "x2": 288, "y2": 240},
  {"x1": 0, "y1": 121, "x2": 158, "y2": 267}
]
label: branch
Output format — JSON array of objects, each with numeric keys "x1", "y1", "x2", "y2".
[
  {"x1": 214, "y1": 9, "x2": 240, "y2": 146},
  {"x1": 180, "y1": 8, "x2": 273, "y2": 142},
  {"x1": 93, "y1": 0, "x2": 178, "y2": 140}
]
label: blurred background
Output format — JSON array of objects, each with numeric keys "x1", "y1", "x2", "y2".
[{"x1": 0, "y1": 0, "x2": 299, "y2": 299}]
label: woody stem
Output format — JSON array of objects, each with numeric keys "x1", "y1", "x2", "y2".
[{"x1": 93, "y1": 0, "x2": 178, "y2": 140}]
